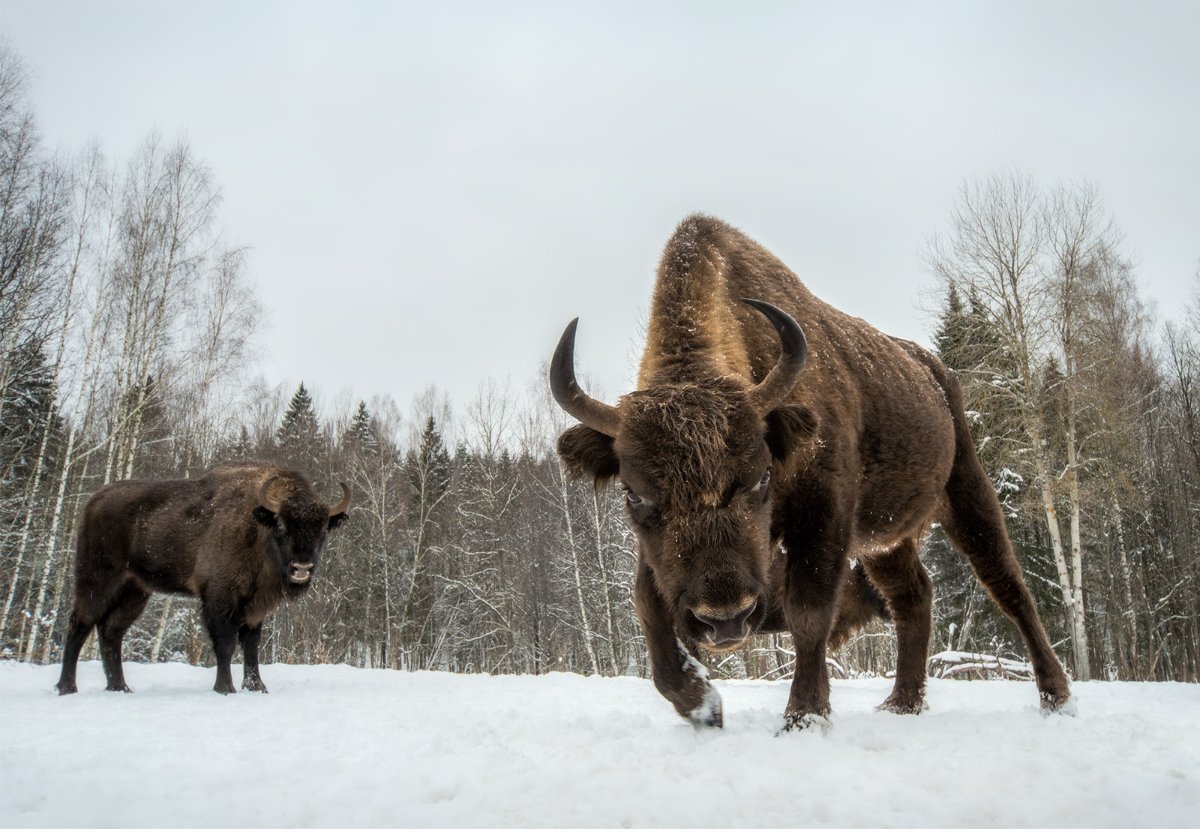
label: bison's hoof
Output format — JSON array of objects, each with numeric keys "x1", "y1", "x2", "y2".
[
  {"x1": 55, "y1": 682, "x2": 77, "y2": 696},
  {"x1": 213, "y1": 684, "x2": 237, "y2": 695},
  {"x1": 105, "y1": 683, "x2": 133, "y2": 693},
  {"x1": 878, "y1": 695, "x2": 926, "y2": 715},
  {"x1": 778, "y1": 710, "x2": 832, "y2": 735},
  {"x1": 1040, "y1": 689, "x2": 1075, "y2": 715},
  {"x1": 242, "y1": 677, "x2": 268, "y2": 693},
  {"x1": 685, "y1": 684, "x2": 723, "y2": 728}
]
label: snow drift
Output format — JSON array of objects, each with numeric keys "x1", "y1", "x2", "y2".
[{"x1": 2, "y1": 662, "x2": 1196, "y2": 828}]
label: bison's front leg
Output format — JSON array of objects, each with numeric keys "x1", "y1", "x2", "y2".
[
  {"x1": 635, "y1": 559, "x2": 722, "y2": 727},
  {"x1": 201, "y1": 598, "x2": 239, "y2": 695},
  {"x1": 781, "y1": 510, "x2": 851, "y2": 732},
  {"x1": 861, "y1": 539, "x2": 932, "y2": 714},
  {"x1": 239, "y1": 623, "x2": 268, "y2": 693}
]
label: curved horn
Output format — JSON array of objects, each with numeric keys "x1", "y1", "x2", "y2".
[
  {"x1": 549, "y1": 318, "x2": 621, "y2": 437},
  {"x1": 258, "y1": 476, "x2": 284, "y2": 514},
  {"x1": 328, "y1": 482, "x2": 351, "y2": 517},
  {"x1": 743, "y1": 298, "x2": 808, "y2": 414}
]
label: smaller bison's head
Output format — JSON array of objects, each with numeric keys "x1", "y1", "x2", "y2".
[
  {"x1": 255, "y1": 476, "x2": 351, "y2": 594},
  {"x1": 551, "y1": 300, "x2": 817, "y2": 654}
]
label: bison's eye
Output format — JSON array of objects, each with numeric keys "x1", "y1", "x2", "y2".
[
  {"x1": 622, "y1": 485, "x2": 658, "y2": 514},
  {"x1": 751, "y1": 469, "x2": 771, "y2": 493}
]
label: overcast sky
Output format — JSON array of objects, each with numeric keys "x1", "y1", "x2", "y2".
[{"x1": 6, "y1": 1, "x2": 1199, "y2": 426}]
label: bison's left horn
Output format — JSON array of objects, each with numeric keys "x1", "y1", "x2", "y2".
[
  {"x1": 328, "y1": 482, "x2": 351, "y2": 517},
  {"x1": 258, "y1": 476, "x2": 284, "y2": 514},
  {"x1": 743, "y1": 298, "x2": 808, "y2": 414},
  {"x1": 549, "y1": 318, "x2": 621, "y2": 437}
]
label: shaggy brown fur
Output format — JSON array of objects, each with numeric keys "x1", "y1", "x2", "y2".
[
  {"x1": 553, "y1": 214, "x2": 1070, "y2": 729},
  {"x1": 54, "y1": 462, "x2": 349, "y2": 695}
]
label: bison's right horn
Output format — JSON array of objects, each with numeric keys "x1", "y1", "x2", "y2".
[
  {"x1": 258, "y1": 476, "x2": 284, "y2": 514},
  {"x1": 549, "y1": 318, "x2": 621, "y2": 437},
  {"x1": 328, "y1": 482, "x2": 351, "y2": 516},
  {"x1": 743, "y1": 298, "x2": 808, "y2": 414}
]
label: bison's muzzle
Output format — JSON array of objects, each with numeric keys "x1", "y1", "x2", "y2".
[
  {"x1": 287, "y1": 562, "x2": 315, "y2": 584},
  {"x1": 686, "y1": 596, "x2": 760, "y2": 653}
]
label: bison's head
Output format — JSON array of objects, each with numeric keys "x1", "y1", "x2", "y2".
[
  {"x1": 255, "y1": 477, "x2": 351, "y2": 594},
  {"x1": 551, "y1": 300, "x2": 816, "y2": 653}
]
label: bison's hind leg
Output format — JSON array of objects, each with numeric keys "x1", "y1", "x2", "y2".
[
  {"x1": 55, "y1": 611, "x2": 96, "y2": 695},
  {"x1": 97, "y1": 580, "x2": 151, "y2": 692},
  {"x1": 56, "y1": 566, "x2": 131, "y2": 695},
  {"x1": 860, "y1": 538, "x2": 932, "y2": 714},
  {"x1": 939, "y1": 448, "x2": 1071, "y2": 710}
]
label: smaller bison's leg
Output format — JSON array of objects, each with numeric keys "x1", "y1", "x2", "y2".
[
  {"x1": 940, "y1": 453, "x2": 1071, "y2": 710},
  {"x1": 97, "y1": 580, "x2": 151, "y2": 692},
  {"x1": 827, "y1": 562, "x2": 891, "y2": 651},
  {"x1": 56, "y1": 611, "x2": 96, "y2": 695},
  {"x1": 201, "y1": 599, "x2": 240, "y2": 695},
  {"x1": 861, "y1": 538, "x2": 932, "y2": 714},
  {"x1": 239, "y1": 624, "x2": 267, "y2": 692},
  {"x1": 781, "y1": 499, "x2": 851, "y2": 731},
  {"x1": 635, "y1": 558, "x2": 722, "y2": 727},
  {"x1": 56, "y1": 560, "x2": 125, "y2": 695}
]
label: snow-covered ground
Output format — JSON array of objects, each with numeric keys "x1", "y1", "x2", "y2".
[{"x1": 2, "y1": 662, "x2": 1196, "y2": 828}]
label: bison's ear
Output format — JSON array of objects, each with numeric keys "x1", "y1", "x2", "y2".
[
  {"x1": 557, "y1": 424, "x2": 619, "y2": 486},
  {"x1": 765, "y1": 403, "x2": 818, "y2": 463},
  {"x1": 328, "y1": 512, "x2": 349, "y2": 531}
]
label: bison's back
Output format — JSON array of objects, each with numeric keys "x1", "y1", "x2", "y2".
[
  {"x1": 77, "y1": 477, "x2": 239, "y2": 595},
  {"x1": 692, "y1": 219, "x2": 958, "y2": 540}
]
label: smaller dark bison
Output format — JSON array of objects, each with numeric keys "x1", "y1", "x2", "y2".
[{"x1": 55, "y1": 462, "x2": 350, "y2": 695}]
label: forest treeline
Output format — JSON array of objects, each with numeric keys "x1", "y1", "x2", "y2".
[{"x1": 2, "y1": 47, "x2": 1197, "y2": 682}]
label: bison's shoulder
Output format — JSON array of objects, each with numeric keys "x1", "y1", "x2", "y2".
[{"x1": 203, "y1": 461, "x2": 281, "y2": 487}]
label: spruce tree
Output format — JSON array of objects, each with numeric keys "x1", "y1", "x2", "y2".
[
  {"x1": 932, "y1": 283, "x2": 968, "y2": 365},
  {"x1": 132, "y1": 375, "x2": 173, "y2": 478},
  {"x1": 401, "y1": 415, "x2": 452, "y2": 661},
  {"x1": 277, "y1": 383, "x2": 320, "y2": 464},
  {"x1": 231, "y1": 426, "x2": 252, "y2": 460},
  {"x1": 927, "y1": 287, "x2": 1021, "y2": 655},
  {"x1": 407, "y1": 416, "x2": 451, "y2": 503},
  {"x1": 278, "y1": 382, "x2": 318, "y2": 444},
  {"x1": 0, "y1": 341, "x2": 59, "y2": 493},
  {"x1": 346, "y1": 401, "x2": 379, "y2": 456}
]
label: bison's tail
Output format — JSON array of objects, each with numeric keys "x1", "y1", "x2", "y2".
[{"x1": 828, "y1": 561, "x2": 891, "y2": 651}]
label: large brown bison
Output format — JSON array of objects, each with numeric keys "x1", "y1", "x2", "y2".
[
  {"x1": 551, "y1": 214, "x2": 1070, "y2": 730},
  {"x1": 55, "y1": 462, "x2": 350, "y2": 695}
]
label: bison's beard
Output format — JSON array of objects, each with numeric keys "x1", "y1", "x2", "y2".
[
  {"x1": 695, "y1": 637, "x2": 752, "y2": 655},
  {"x1": 284, "y1": 580, "x2": 313, "y2": 599}
]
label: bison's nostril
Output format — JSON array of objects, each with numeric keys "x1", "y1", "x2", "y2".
[
  {"x1": 288, "y1": 563, "x2": 314, "y2": 581},
  {"x1": 692, "y1": 599, "x2": 758, "y2": 645}
]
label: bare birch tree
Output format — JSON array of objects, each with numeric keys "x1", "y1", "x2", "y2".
[{"x1": 927, "y1": 173, "x2": 1125, "y2": 680}]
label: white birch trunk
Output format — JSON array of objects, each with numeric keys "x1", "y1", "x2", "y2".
[
  {"x1": 1063, "y1": 419, "x2": 1091, "y2": 680},
  {"x1": 2, "y1": 166, "x2": 93, "y2": 644},
  {"x1": 1111, "y1": 491, "x2": 1138, "y2": 677},
  {"x1": 557, "y1": 463, "x2": 598, "y2": 675},
  {"x1": 590, "y1": 490, "x2": 619, "y2": 674},
  {"x1": 149, "y1": 597, "x2": 173, "y2": 663}
]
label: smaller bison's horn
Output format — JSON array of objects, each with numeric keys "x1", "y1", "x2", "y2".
[
  {"x1": 549, "y1": 318, "x2": 621, "y2": 437},
  {"x1": 258, "y1": 476, "x2": 284, "y2": 514},
  {"x1": 743, "y1": 298, "x2": 808, "y2": 414},
  {"x1": 328, "y1": 482, "x2": 351, "y2": 517}
]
